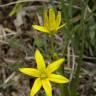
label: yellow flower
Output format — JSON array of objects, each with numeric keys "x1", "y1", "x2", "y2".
[
  {"x1": 32, "y1": 8, "x2": 66, "y2": 34},
  {"x1": 19, "y1": 49, "x2": 69, "y2": 96}
]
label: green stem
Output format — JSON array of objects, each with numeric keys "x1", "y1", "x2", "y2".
[
  {"x1": 59, "y1": 65, "x2": 68, "y2": 96},
  {"x1": 49, "y1": 35, "x2": 55, "y2": 57},
  {"x1": 70, "y1": 2, "x2": 86, "y2": 96},
  {"x1": 49, "y1": 34, "x2": 67, "y2": 96}
]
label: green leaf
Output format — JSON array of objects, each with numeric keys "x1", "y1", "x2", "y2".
[
  {"x1": 9, "y1": 38, "x2": 21, "y2": 48},
  {"x1": 8, "y1": 63, "x2": 23, "y2": 71},
  {"x1": 9, "y1": 3, "x2": 23, "y2": 16},
  {"x1": 34, "y1": 37, "x2": 45, "y2": 47}
]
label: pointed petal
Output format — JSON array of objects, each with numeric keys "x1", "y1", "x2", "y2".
[
  {"x1": 46, "y1": 58, "x2": 64, "y2": 73},
  {"x1": 56, "y1": 11, "x2": 61, "y2": 28},
  {"x1": 42, "y1": 79, "x2": 52, "y2": 96},
  {"x1": 19, "y1": 68, "x2": 39, "y2": 77},
  {"x1": 49, "y1": 8, "x2": 56, "y2": 31},
  {"x1": 30, "y1": 78, "x2": 42, "y2": 96},
  {"x1": 32, "y1": 25, "x2": 49, "y2": 33},
  {"x1": 48, "y1": 74, "x2": 69, "y2": 83},
  {"x1": 44, "y1": 9, "x2": 49, "y2": 28},
  {"x1": 58, "y1": 23, "x2": 66, "y2": 30},
  {"x1": 35, "y1": 49, "x2": 46, "y2": 71}
]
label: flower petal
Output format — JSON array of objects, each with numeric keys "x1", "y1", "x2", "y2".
[
  {"x1": 49, "y1": 8, "x2": 56, "y2": 31},
  {"x1": 44, "y1": 9, "x2": 49, "y2": 29},
  {"x1": 30, "y1": 78, "x2": 42, "y2": 96},
  {"x1": 32, "y1": 25, "x2": 49, "y2": 33},
  {"x1": 56, "y1": 11, "x2": 61, "y2": 28},
  {"x1": 48, "y1": 74, "x2": 69, "y2": 83},
  {"x1": 35, "y1": 49, "x2": 46, "y2": 71},
  {"x1": 42, "y1": 79, "x2": 52, "y2": 96},
  {"x1": 58, "y1": 23, "x2": 66, "y2": 30},
  {"x1": 19, "y1": 68, "x2": 39, "y2": 77},
  {"x1": 46, "y1": 58, "x2": 64, "y2": 73}
]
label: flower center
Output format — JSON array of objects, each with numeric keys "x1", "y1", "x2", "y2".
[{"x1": 40, "y1": 71, "x2": 48, "y2": 79}]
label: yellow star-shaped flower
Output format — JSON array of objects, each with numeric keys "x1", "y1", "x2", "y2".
[
  {"x1": 32, "y1": 8, "x2": 66, "y2": 34},
  {"x1": 19, "y1": 49, "x2": 69, "y2": 96}
]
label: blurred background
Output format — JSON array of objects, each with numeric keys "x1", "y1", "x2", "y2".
[{"x1": 0, "y1": 0, "x2": 96, "y2": 96}]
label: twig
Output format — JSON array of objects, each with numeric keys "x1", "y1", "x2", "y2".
[
  {"x1": 69, "y1": 47, "x2": 76, "y2": 81},
  {"x1": 4, "y1": 72, "x2": 16, "y2": 83},
  {"x1": 0, "y1": 0, "x2": 49, "y2": 7},
  {"x1": 69, "y1": 54, "x2": 96, "y2": 60},
  {"x1": 67, "y1": 40, "x2": 71, "y2": 68}
]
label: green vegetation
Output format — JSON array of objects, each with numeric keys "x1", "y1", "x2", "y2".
[{"x1": 0, "y1": 0, "x2": 96, "y2": 96}]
